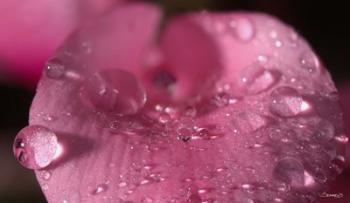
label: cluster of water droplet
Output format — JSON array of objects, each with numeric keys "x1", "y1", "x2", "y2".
[{"x1": 14, "y1": 12, "x2": 348, "y2": 203}]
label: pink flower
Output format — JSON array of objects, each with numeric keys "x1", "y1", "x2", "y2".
[{"x1": 7, "y1": 2, "x2": 349, "y2": 203}]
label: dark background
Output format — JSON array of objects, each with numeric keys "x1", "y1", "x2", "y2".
[{"x1": 0, "y1": 0, "x2": 349, "y2": 202}]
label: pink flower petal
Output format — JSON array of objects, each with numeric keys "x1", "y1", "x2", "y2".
[
  {"x1": 0, "y1": 0, "x2": 127, "y2": 86},
  {"x1": 24, "y1": 4, "x2": 347, "y2": 203}
]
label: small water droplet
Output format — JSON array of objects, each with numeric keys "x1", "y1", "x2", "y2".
[
  {"x1": 42, "y1": 184, "x2": 49, "y2": 191},
  {"x1": 246, "y1": 112, "x2": 268, "y2": 131},
  {"x1": 241, "y1": 183, "x2": 252, "y2": 189},
  {"x1": 273, "y1": 157, "x2": 304, "y2": 188},
  {"x1": 91, "y1": 184, "x2": 108, "y2": 195},
  {"x1": 42, "y1": 171, "x2": 51, "y2": 180},
  {"x1": 257, "y1": 55, "x2": 268, "y2": 64},
  {"x1": 45, "y1": 58, "x2": 66, "y2": 79},
  {"x1": 241, "y1": 65, "x2": 280, "y2": 95},
  {"x1": 81, "y1": 69, "x2": 147, "y2": 115},
  {"x1": 158, "y1": 113, "x2": 171, "y2": 123},
  {"x1": 269, "y1": 87, "x2": 310, "y2": 117},
  {"x1": 274, "y1": 40, "x2": 283, "y2": 48},
  {"x1": 142, "y1": 197, "x2": 154, "y2": 203},
  {"x1": 184, "y1": 106, "x2": 197, "y2": 117},
  {"x1": 212, "y1": 92, "x2": 236, "y2": 107},
  {"x1": 334, "y1": 134, "x2": 349, "y2": 144},
  {"x1": 118, "y1": 182, "x2": 127, "y2": 188},
  {"x1": 269, "y1": 30, "x2": 278, "y2": 39},
  {"x1": 13, "y1": 125, "x2": 59, "y2": 169},
  {"x1": 82, "y1": 41, "x2": 92, "y2": 54},
  {"x1": 177, "y1": 126, "x2": 194, "y2": 142},
  {"x1": 303, "y1": 171, "x2": 315, "y2": 187},
  {"x1": 329, "y1": 155, "x2": 346, "y2": 175},
  {"x1": 232, "y1": 18, "x2": 254, "y2": 42},
  {"x1": 198, "y1": 188, "x2": 208, "y2": 194},
  {"x1": 314, "y1": 120, "x2": 335, "y2": 140},
  {"x1": 274, "y1": 198, "x2": 283, "y2": 202},
  {"x1": 288, "y1": 31, "x2": 299, "y2": 47},
  {"x1": 300, "y1": 51, "x2": 320, "y2": 73},
  {"x1": 140, "y1": 179, "x2": 150, "y2": 185}
]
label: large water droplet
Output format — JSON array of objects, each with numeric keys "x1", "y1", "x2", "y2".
[
  {"x1": 300, "y1": 51, "x2": 320, "y2": 73},
  {"x1": 45, "y1": 58, "x2": 66, "y2": 79},
  {"x1": 273, "y1": 158, "x2": 304, "y2": 188},
  {"x1": 81, "y1": 69, "x2": 147, "y2": 115},
  {"x1": 13, "y1": 125, "x2": 59, "y2": 169},
  {"x1": 269, "y1": 87, "x2": 310, "y2": 117},
  {"x1": 241, "y1": 65, "x2": 280, "y2": 95},
  {"x1": 231, "y1": 18, "x2": 254, "y2": 42}
]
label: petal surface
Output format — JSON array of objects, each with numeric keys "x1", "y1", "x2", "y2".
[{"x1": 27, "y1": 6, "x2": 347, "y2": 203}]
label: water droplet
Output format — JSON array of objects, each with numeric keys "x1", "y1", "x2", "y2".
[
  {"x1": 329, "y1": 155, "x2": 345, "y2": 175},
  {"x1": 300, "y1": 51, "x2": 320, "y2": 73},
  {"x1": 241, "y1": 65, "x2": 280, "y2": 95},
  {"x1": 274, "y1": 198, "x2": 283, "y2": 202},
  {"x1": 314, "y1": 120, "x2": 335, "y2": 140},
  {"x1": 142, "y1": 197, "x2": 154, "y2": 203},
  {"x1": 81, "y1": 69, "x2": 147, "y2": 115},
  {"x1": 91, "y1": 184, "x2": 108, "y2": 195},
  {"x1": 303, "y1": 171, "x2": 315, "y2": 187},
  {"x1": 45, "y1": 58, "x2": 66, "y2": 79},
  {"x1": 257, "y1": 55, "x2": 268, "y2": 64},
  {"x1": 177, "y1": 126, "x2": 194, "y2": 142},
  {"x1": 198, "y1": 188, "x2": 209, "y2": 194},
  {"x1": 118, "y1": 182, "x2": 127, "y2": 188},
  {"x1": 241, "y1": 183, "x2": 252, "y2": 189},
  {"x1": 42, "y1": 171, "x2": 51, "y2": 180},
  {"x1": 334, "y1": 134, "x2": 349, "y2": 144},
  {"x1": 269, "y1": 87, "x2": 310, "y2": 117},
  {"x1": 274, "y1": 40, "x2": 283, "y2": 48},
  {"x1": 246, "y1": 113, "x2": 267, "y2": 131},
  {"x1": 184, "y1": 106, "x2": 197, "y2": 117},
  {"x1": 269, "y1": 30, "x2": 278, "y2": 39},
  {"x1": 158, "y1": 113, "x2": 171, "y2": 123},
  {"x1": 212, "y1": 92, "x2": 236, "y2": 107},
  {"x1": 13, "y1": 125, "x2": 59, "y2": 169},
  {"x1": 288, "y1": 31, "x2": 299, "y2": 47},
  {"x1": 273, "y1": 158, "x2": 304, "y2": 188},
  {"x1": 233, "y1": 18, "x2": 254, "y2": 42}
]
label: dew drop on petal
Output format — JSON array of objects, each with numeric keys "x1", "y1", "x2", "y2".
[
  {"x1": 45, "y1": 58, "x2": 66, "y2": 79},
  {"x1": 257, "y1": 55, "x2": 268, "y2": 64},
  {"x1": 274, "y1": 40, "x2": 283, "y2": 48},
  {"x1": 303, "y1": 171, "x2": 315, "y2": 187},
  {"x1": 42, "y1": 171, "x2": 51, "y2": 180},
  {"x1": 81, "y1": 69, "x2": 147, "y2": 115},
  {"x1": 233, "y1": 18, "x2": 254, "y2": 42},
  {"x1": 241, "y1": 65, "x2": 280, "y2": 95},
  {"x1": 269, "y1": 87, "x2": 309, "y2": 117},
  {"x1": 13, "y1": 125, "x2": 59, "y2": 169},
  {"x1": 273, "y1": 158, "x2": 304, "y2": 188},
  {"x1": 91, "y1": 184, "x2": 108, "y2": 195},
  {"x1": 142, "y1": 197, "x2": 154, "y2": 203},
  {"x1": 334, "y1": 134, "x2": 349, "y2": 144},
  {"x1": 300, "y1": 51, "x2": 320, "y2": 73},
  {"x1": 314, "y1": 120, "x2": 335, "y2": 140}
]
